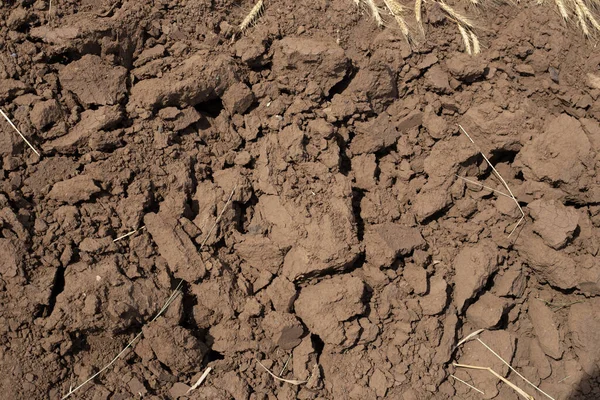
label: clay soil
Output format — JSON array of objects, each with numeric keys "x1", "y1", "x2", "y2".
[{"x1": 1, "y1": 0, "x2": 600, "y2": 399}]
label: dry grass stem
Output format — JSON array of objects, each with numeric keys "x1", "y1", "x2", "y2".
[
  {"x1": 113, "y1": 226, "x2": 146, "y2": 242},
  {"x1": 455, "y1": 328, "x2": 485, "y2": 349},
  {"x1": 573, "y1": 0, "x2": 591, "y2": 35},
  {"x1": 458, "y1": 125, "x2": 525, "y2": 238},
  {"x1": 257, "y1": 360, "x2": 307, "y2": 385},
  {"x1": 476, "y1": 338, "x2": 556, "y2": 400},
  {"x1": 280, "y1": 354, "x2": 293, "y2": 376},
  {"x1": 438, "y1": 1, "x2": 475, "y2": 28},
  {"x1": 452, "y1": 363, "x2": 534, "y2": 400},
  {"x1": 573, "y1": 0, "x2": 600, "y2": 31},
  {"x1": 456, "y1": 175, "x2": 513, "y2": 199},
  {"x1": 450, "y1": 374, "x2": 485, "y2": 394},
  {"x1": 239, "y1": 0, "x2": 264, "y2": 32},
  {"x1": 457, "y1": 23, "x2": 473, "y2": 54},
  {"x1": 199, "y1": 185, "x2": 237, "y2": 248},
  {"x1": 365, "y1": 0, "x2": 384, "y2": 26},
  {"x1": 61, "y1": 291, "x2": 183, "y2": 399},
  {"x1": 415, "y1": 0, "x2": 424, "y2": 30},
  {"x1": 555, "y1": 0, "x2": 570, "y2": 20},
  {"x1": 383, "y1": 0, "x2": 412, "y2": 38},
  {"x1": 62, "y1": 186, "x2": 237, "y2": 399},
  {"x1": 187, "y1": 367, "x2": 213, "y2": 393},
  {"x1": 470, "y1": 30, "x2": 481, "y2": 54},
  {"x1": 0, "y1": 108, "x2": 41, "y2": 157}
]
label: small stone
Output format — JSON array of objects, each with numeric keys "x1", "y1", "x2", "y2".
[
  {"x1": 528, "y1": 299, "x2": 563, "y2": 359},
  {"x1": 364, "y1": 223, "x2": 425, "y2": 268},
  {"x1": 169, "y1": 382, "x2": 191, "y2": 399},
  {"x1": 278, "y1": 324, "x2": 305, "y2": 350},
  {"x1": 172, "y1": 107, "x2": 201, "y2": 131},
  {"x1": 48, "y1": 175, "x2": 101, "y2": 204},
  {"x1": 493, "y1": 265, "x2": 526, "y2": 298},
  {"x1": 465, "y1": 293, "x2": 507, "y2": 329},
  {"x1": 529, "y1": 199, "x2": 579, "y2": 249},
  {"x1": 7, "y1": 7, "x2": 29, "y2": 30},
  {"x1": 234, "y1": 151, "x2": 252, "y2": 166},
  {"x1": 351, "y1": 153, "x2": 377, "y2": 190},
  {"x1": 266, "y1": 276, "x2": 297, "y2": 312},
  {"x1": 222, "y1": 82, "x2": 255, "y2": 114},
  {"x1": 30, "y1": 99, "x2": 61, "y2": 130},
  {"x1": 127, "y1": 377, "x2": 147, "y2": 396},
  {"x1": 515, "y1": 64, "x2": 535, "y2": 76},
  {"x1": 403, "y1": 263, "x2": 428, "y2": 295},
  {"x1": 446, "y1": 54, "x2": 487, "y2": 82},
  {"x1": 453, "y1": 241, "x2": 499, "y2": 312},
  {"x1": 295, "y1": 276, "x2": 366, "y2": 346},
  {"x1": 419, "y1": 274, "x2": 448, "y2": 316},
  {"x1": 413, "y1": 188, "x2": 451, "y2": 222},
  {"x1": 59, "y1": 55, "x2": 127, "y2": 106},
  {"x1": 425, "y1": 65, "x2": 451, "y2": 94},
  {"x1": 369, "y1": 368, "x2": 390, "y2": 397},
  {"x1": 158, "y1": 107, "x2": 181, "y2": 120}
]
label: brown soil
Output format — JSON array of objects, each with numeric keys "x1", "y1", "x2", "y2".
[{"x1": 1, "y1": 1, "x2": 600, "y2": 399}]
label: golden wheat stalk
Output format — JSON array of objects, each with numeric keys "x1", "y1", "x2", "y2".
[
  {"x1": 415, "y1": 0, "x2": 424, "y2": 30},
  {"x1": 573, "y1": 0, "x2": 592, "y2": 35},
  {"x1": 470, "y1": 30, "x2": 480, "y2": 54},
  {"x1": 555, "y1": 0, "x2": 570, "y2": 19},
  {"x1": 457, "y1": 23, "x2": 473, "y2": 54},
  {"x1": 438, "y1": 1, "x2": 475, "y2": 28},
  {"x1": 573, "y1": 0, "x2": 600, "y2": 31},
  {"x1": 383, "y1": 0, "x2": 411, "y2": 38},
  {"x1": 364, "y1": 0, "x2": 384, "y2": 26},
  {"x1": 239, "y1": 0, "x2": 264, "y2": 32}
]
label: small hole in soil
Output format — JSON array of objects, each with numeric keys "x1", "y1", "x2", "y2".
[
  {"x1": 45, "y1": 266, "x2": 66, "y2": 317},
  {"x1": 206, "y1": 350, "x2": 225, "y2": 362},
  {"x1": 195, "y1": 97, "x2": 224, "y2": 118},
  {"x1": 351, "y1": 189, "x2": 365, "y2": 241},
  {"x1": 489, "y1": 149, "x2": 518, "y2": 165},
  {"x1": 310, "y1": 334, "x2": 325, "y2": 356}
]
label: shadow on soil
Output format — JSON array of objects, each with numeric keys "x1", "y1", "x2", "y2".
[{"x1": 569, "y1": 368, "x2": 600, "y2": 399}]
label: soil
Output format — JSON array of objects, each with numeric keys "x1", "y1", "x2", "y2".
[{"x1": 0, "y1": 0, "x2": 600, "y2": 399}]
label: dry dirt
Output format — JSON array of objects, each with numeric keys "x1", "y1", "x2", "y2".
[{"x1": 1, "y1": 0, "x2": 600, "y2": 399}]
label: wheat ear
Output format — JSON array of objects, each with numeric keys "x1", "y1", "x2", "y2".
[{"x1": 240, "y1": 0, "x2": 264, "y2": 32}]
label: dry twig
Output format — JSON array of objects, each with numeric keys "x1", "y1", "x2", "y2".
[
  {"x1": 458, "y1": 125, "x2": 525, "y2": 238},
  {"x1": 0, "y1": 108, "x2": 40, "y2": 157}
]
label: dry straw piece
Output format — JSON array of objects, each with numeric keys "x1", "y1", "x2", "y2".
[
  {"x1": 0, "y1": 108, "x2": 41, "y2": 157},
  {"x1": 452, "y1": 363, "x2": 535, "y2": 400},
  {"x1": 61, "y1": 186, "x2": 237, "y2": 398},
  {"x1": 450, "y1": 374, "x2": 485, "y2": 394},
  {"x1": 187, "y1": 367, "x2": 213, "y2": 393},
  {"x1": 239, "y1": 0, "x2": 264, "y2": 32},
  {"x1": 457, "y1": 125, "x2": 525, "y2": 238},
  {"x1": 365, "y1": 0, "x2": 385, "y2": 26},
  {"x1": 256, "y1": 360, "x2": 307, "y2": 385},
  {"x1": 383, "y1": 0, "x2": 412, "y2": 39},
  {"x1": 452, "y1": 329, "x2": 556, "y2": 400}
]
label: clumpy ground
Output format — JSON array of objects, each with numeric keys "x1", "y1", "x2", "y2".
[{"x1": 1, "y1": 1, "x2": 600, "y2": 399}]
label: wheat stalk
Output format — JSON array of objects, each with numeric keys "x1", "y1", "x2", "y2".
[
  {"x1": 470, "y1": 30, "x2": 481, "y2": 54},
  {"x1": 438, "y1": 1, "x2": 475, "y2": 28},
  {"x1": 0, "y1": 109, "x2": 41, "y2": 157},
  {"x1": 453, "y1": 363, "x2": 534, "y2": 400},
  {"x1": 239, "y1": 0, "x2": 264, "y2": 32},
  {"x1": 415, "y1": 0, "x2": 424, "y2": 30},
  {"x1": 383, "y1": 0, "x2": 412, "y2": 38},
  {"x1": 457, "y1": 23, "x2": 473, "y2": 54},
  {"x1": 573, "y1": 0, "x2": 600, "y2": 31},
  {"x1": 365, "y1": 0, "x2": 384, "y2": 26},
  {"x1": 555, "y1": 0, "x2": 570, "y2": 19}
]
